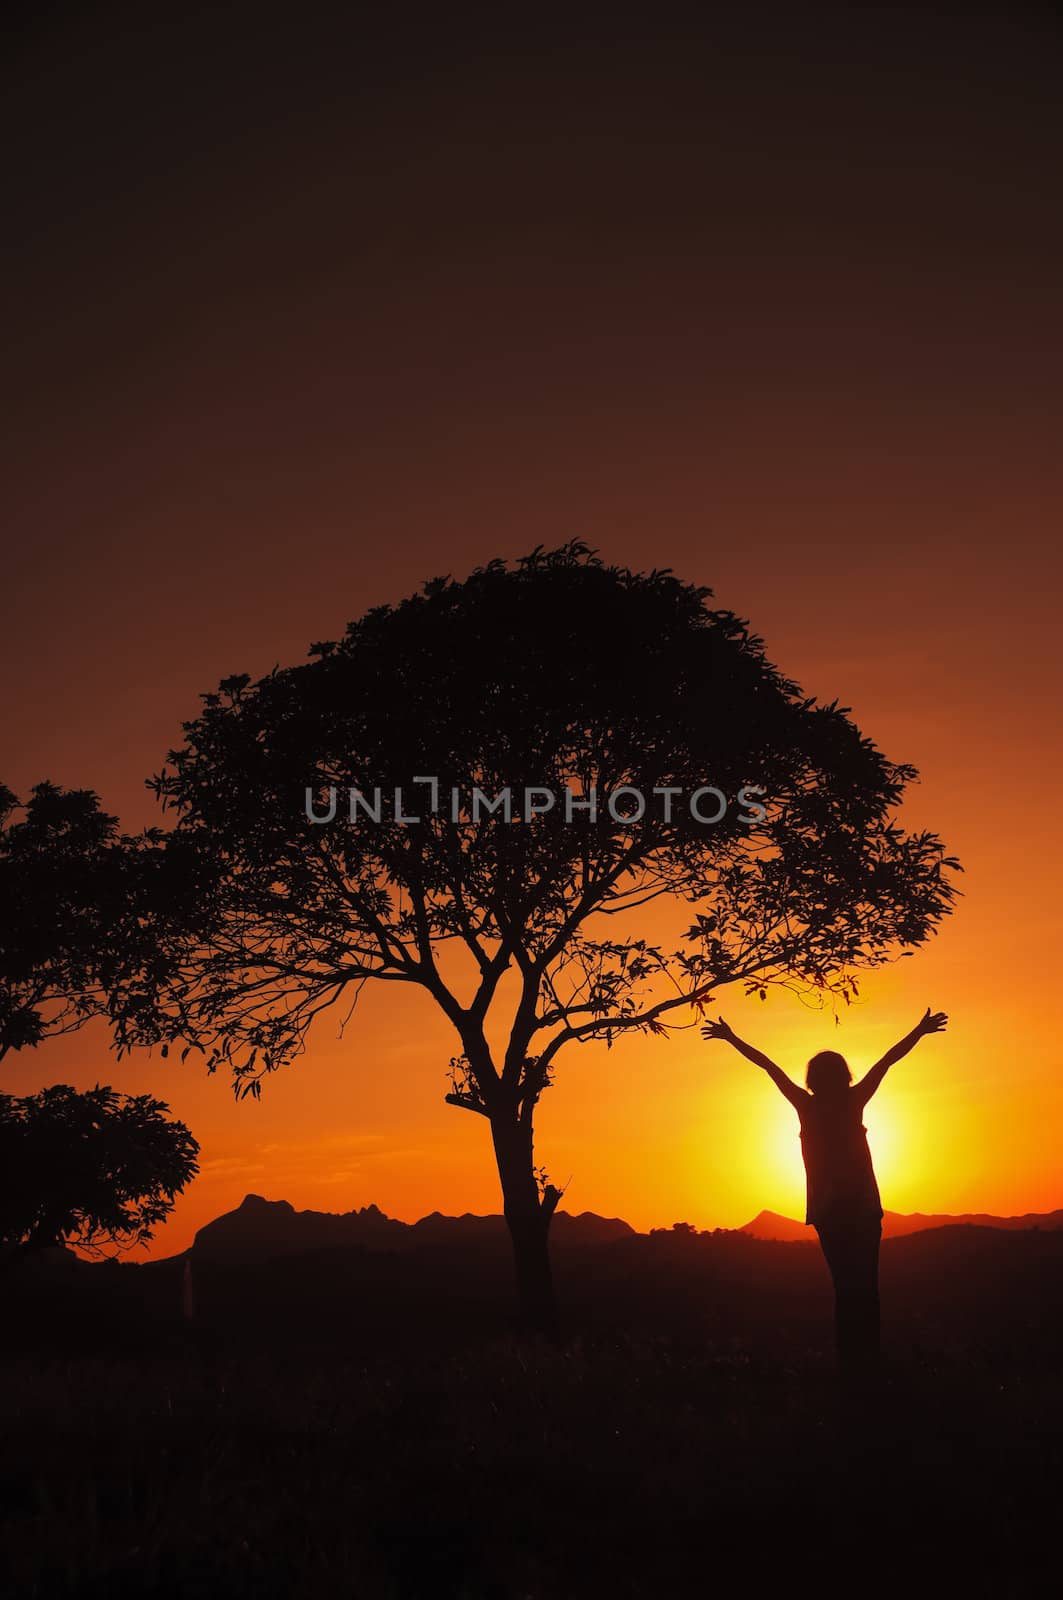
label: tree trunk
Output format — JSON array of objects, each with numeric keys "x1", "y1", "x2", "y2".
[{"x1": 490, "y1": 1113, "x2": 559, "y2": 1338}]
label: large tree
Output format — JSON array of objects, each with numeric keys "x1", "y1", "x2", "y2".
[
  {"x1": 110, "y1": 545, "x2": 959, "y2": 1329},
  {"x1": 0, "y1": 1084, "x2": 199, "y2": 1256}
]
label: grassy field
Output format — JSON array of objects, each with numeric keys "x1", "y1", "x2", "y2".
[
  {"x1": 4, "y1": 1225, "x2": 1062, "y2": 1596},
  {"x1": 2, "y1": 1328, "x2": 1060, "y2": 1598}
]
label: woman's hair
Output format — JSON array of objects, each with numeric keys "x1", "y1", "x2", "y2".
[{"x1": 806, "y1": 1050, "x2": 852, "y2": 1095}]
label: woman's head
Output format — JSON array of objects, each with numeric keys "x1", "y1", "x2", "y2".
[{"x1": 806, "y1": 1050, "x2": 852, "y2": 1096}]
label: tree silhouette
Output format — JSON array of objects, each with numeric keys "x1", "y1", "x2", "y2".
[
  {"x1": 110, "y1": 545, "x2": 959, "y2": 1330},
  {"x1": 0, "y1": 1084, "x2": 199, "y2": 1256},
  {"x1": 0, "y1": 783, "x2": 156, "y2": 1061}
]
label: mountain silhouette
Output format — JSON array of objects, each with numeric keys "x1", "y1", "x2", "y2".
[
  {"x1": 188, "y1": 1193, "x2": 635, "y2": 1265},
  {"x1": 191, "y1": 1195, "x2": 408, "y2": 1263},
  {"x1": 181, "y1": 1194, "x2": 1063, "y2": 1269},
  {"x1": 11, "y1": 1194, "x2": 1063, "y2": 1371},
  {"x1": 740, "y1": 1207, "x2": 1063, "y2": 1242}
]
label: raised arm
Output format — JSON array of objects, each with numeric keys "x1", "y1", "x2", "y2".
[
  {"x1": 701, "y1": 1017, "x2": 808, "y2": 1110},
  {"x1": 853, "y1": 1007, "x2": 948, "y2": 1106}
]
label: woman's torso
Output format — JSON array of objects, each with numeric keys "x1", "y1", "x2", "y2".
[{"x1": 798, "y1": 1090, "x2": 883, "y2": 1227}]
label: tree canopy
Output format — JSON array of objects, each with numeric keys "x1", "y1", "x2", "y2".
[
  {"x1": 0, "y1": 783, "x2": 157, "y2": 1061},
  {"x1": 113, "y1": 544, "x2": 959, "y2": 1090},
  {"x1": 0, "y1": 1084, "x2": 199, "y2": 1256}
]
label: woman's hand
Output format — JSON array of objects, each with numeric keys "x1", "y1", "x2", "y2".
[
  {"x1": 917, "y1": 1007, "x2": 948, "y2": 1035},
  {"x1": 701, "y1": 1016, "x2": 736, "y2": 1044}
]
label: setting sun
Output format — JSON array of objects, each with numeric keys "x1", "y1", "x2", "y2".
[{"x1": 697, "y1": 1058, "x2": 902, "y2": 1227}]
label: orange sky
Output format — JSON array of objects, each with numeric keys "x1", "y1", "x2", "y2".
[{"x1": 3, "y1": 8, "x2": 1062, "y2": 1254}]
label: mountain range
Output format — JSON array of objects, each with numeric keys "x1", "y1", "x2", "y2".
[
  {"x1": 188, "y1": 1194, "x2": 636, "y2": 1264},
  {"x1": 182, "y1": 1193, "x2": 1063, "y2": 1264},
  {"x1": 740, "y1": 1207, "x2": 1063, "y2": 1241}
]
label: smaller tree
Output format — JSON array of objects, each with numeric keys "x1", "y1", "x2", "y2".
[
  {"x1": 0, "y1": 783, "x2": 159, "y2": 1060},
  {"x1": 0, "y1": 1085, "x2": 199, "y2": 1257}
]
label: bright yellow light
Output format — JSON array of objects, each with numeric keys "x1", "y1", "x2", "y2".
[
  {"x1": 862, "y1": 1102, "x2": 897, "y2": 1195},
  {"x1": 765, "y1": 1108, "x2": 806, "y2": 1193},
  {"x1": 756, "y1": 1095, "x2": 901, "y2": 1221}
]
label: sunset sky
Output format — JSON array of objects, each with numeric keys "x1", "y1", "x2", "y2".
[{"x1": 4, "y1": 6, "x2": 1062, "y2": 1255}]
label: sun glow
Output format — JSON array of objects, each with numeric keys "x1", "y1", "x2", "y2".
[
  {"x1": 756, "y1": 1093, "x2": 902, "y2": 1221},
  {"x1": 765, "y1": 1108, "x2": 806, "y2": 1198},
  {"x1": 861, "y1": 1101, "x2": 898, "y2": 1196}
]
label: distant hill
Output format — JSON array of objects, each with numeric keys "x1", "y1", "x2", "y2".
[
  {"x1": 184, "y1": 1193, "x2": 1063, "y2": 1268},
  {"x1": 190, "y1": 1193, "x2": 635, "y2": 1265},
  {"x1": 12, "y1": 1193, "x2": 1063, "y2": 1364},
  {"x1": 192, "y1": 1195, "x2": 408, "y2": 1263},
  {"x1": 410, "y1": 1208, "x2": 634, "y2": 1248},
  {"x1": 740, "y1": 1207, "x2": 1063, "y2": 1242}
]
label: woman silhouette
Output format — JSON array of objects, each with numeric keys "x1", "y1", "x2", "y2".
[{"x1": 702, "y1": 1007, "x2": 948, "y2": 1373}]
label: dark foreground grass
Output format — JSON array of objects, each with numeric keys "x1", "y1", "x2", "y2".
[{"x1": 2, "y1": 1333, "x2": 1060, "y2": 1599}]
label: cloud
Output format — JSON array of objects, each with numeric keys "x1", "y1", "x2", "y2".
[{"x1": 199, "y1": 1156, "x2": 268, "y2": 1176}]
